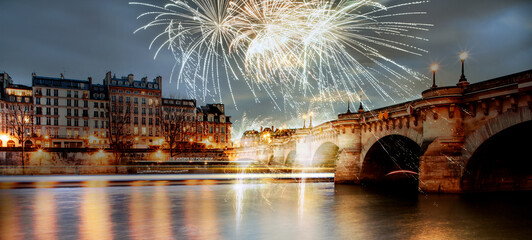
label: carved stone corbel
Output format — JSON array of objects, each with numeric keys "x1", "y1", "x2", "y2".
[{"x1": 448, "y1": 104, "x2": 455, "y2": 118}]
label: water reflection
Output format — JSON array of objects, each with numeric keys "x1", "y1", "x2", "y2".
[
  {"x1": 79, "y1": 188, "x2": 113, "y2": 240},
  {"x1": 0, "y1": 192, "x2": 22, "y2": 240},
  {"x1": 152, "y1": 186, "x2": 173, "y2": 239},
  {"x1": 34, "y1": 190, "x2": 57, "y2": 240},
  {"x1": 0, "y1": 183, "x2": 531, "y2": 239}
]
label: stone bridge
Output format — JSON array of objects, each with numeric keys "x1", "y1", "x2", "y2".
[{"x1": 236, "y1": 70, "x2": 532, "y2": 193}]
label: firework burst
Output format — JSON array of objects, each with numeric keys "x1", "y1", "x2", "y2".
[{"x1": 131, "y1": 0, "x2": 432, "y2": 118}]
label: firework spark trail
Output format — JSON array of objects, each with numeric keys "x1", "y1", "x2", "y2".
[{"x1": 131, "y1": 0, "x2": 432, "y2": 120}]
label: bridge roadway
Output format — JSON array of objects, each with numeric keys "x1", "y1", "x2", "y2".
[{"x1": 236, "y1": 69, "x2": 532, "y2": 193}]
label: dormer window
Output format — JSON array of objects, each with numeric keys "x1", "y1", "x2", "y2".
[
  {"x1": 134, "y1": 82, "x2": 138, "y2": 87},
  {"x1": 148, "y1": 84, "x2": 153, "y2": 88}
]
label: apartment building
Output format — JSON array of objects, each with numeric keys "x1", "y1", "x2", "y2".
[
  {"x1": 104, "y1": 72, "x2": 163, "y2": 148},
  {"x1": 32, "y1": 74, "x2": 90, "y2": 148}
]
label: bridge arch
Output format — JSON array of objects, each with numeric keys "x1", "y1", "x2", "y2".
[
  {"x1": 360, "y1": 128, "x2": 423, "y2": 162},
  {"x1": 461, "y1": 120, "x2": 532, "y2": 192},
  {"x1": 360, "y1": 134, "x2": 421, "y2": 189},
  {"x1": 462, "y1": 107, "x2": 531, "y2": 170},
  {"x1": 284, "y1": 150, "x2": 296, "y2": 166},
  {"x1": 312, "y1": 142, "x2": 339, "y2": 167}
]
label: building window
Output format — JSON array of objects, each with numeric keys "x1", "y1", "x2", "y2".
[
  {"x1": 94, "y1": 102, "x2": 98, "y2": 108},
  {"x1": 209, "y1": 126, "x2": 213, "y2": 133},
  {"x1": 74, "y1": 119, "x2": 79, "y2": 127},
  {"x1": 54, "y1": 89, "x2": 58, "y2": 96},
  {"x1": 142, "y1": 127, "x2": 146, "y2": 135},
  {"x1": 84, "y1": 101, "x2": 88, "y2": 108},
  {"x1": 46, "y1": 89, "x2": 51, "y2": 96},
  {"x1": 142, "y1": 118, "x2": 146, "y2": 125},
  {"x1": 142, "y1": 98, "x2": 146, "y2": 105},
  {"x1": 149, "y1": 118, "x2": 153, "y2": 125},
  {"x1": 95, "y1": 120, "x2": 99, "y2": 128},
  {"x1": 67, "y1": 109, "x2": 71, "y2": 116},
  {"x1": 134, "y1": 118, "x2": 138, "y2": 124},
  {"x1": 67, "y1": 99, "x2": 71, "y2": 106},
  {"x1": 74, "y1": 100, "x2": 79, "y2": 107},
  {"x1": 46, "y1": 117, "x2": 51, "y2": 125},
  {"x1": 54, "y1": 108, "x2": 58, "y2": 116},
  {"x1": 36, "y1": 98, "x2": 40, "y2": 104},
  {"x1": 67, "y1": 118, "x2": 71, "y2": 126},
  {"x1": 112, "y1": 96, "x2": 116, "y2": 102},
  {"x1": 36, "y1": 117, "x2": 41, "y2": 125},
  {"x1": 54, "y1": 118, "x2": 58, "y2": 126},
  {"x1": 46, "y1": 98, "x2": 51, "y2": 105},
  {"x1": 84, "y1": 120, "x2": 88, "y2": 127},
  {"x1": 74, "y1": 109, "x2": 79, "y2": 117},
  {"x1": 94, "y1": 111, "x2": 99, "y2": 117},
  {"x1": 83, "y1": 110, "x2": 88, "y2": 117},
  {"x1": 67, "y1": 90, "x2": 71, "y2": 97},
  {"x1": 74, "y1": 91, "x2": 78, "y2": 98}
]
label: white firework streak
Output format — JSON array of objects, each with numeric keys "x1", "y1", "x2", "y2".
[{"x1": 130, "y1": 0, "x2": 432, "y2": 116}]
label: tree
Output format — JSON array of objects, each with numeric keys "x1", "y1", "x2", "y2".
[
  {"x1": 7, "y1": 105, "x2": 34, "y2": 168},
  {"x1": 107, "y1": 100, "x2": 133, "y2": 165},
  {"x1": 160, "y1": 108, "x2": 184, "y2": 158}
]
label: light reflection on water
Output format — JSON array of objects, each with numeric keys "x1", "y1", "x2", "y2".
[{"x1": 0, "y1": 183, "x2": 531, "y2": 239}]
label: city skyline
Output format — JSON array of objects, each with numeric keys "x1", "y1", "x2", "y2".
[{"x1": 1, "y1": 0, "x2": 531, "y2": 128}]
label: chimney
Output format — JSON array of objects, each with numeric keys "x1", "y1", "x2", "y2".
[
  {"x1": 88, "y1": 77, "x2": 92, "y2": 86},
  {"x1": 60, "y1": 73, "x2": 64, "y2": 79},
  {"x1": 128, "y1": 74, "x2": 134, "y2": 82},
  {"x1": 261, "y1": 126, "x2": 263, "y2": 132},
  {"x1": 271, "y1": 126, "x2": 274, "y2": 132},
  {"x1": 156, "y1": 76, "x2": 162, "y2": 87}
]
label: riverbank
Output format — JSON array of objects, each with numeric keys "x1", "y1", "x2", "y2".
[{"x1": 0, "y1": 172, "x2": 334, "y2": 188}]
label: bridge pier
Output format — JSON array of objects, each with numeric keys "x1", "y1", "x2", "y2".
[
  {"x1": 334, "y1": 148, "x2": 361, "y2": 184},
  {"x1": 419, "y1": 138, "x2": 464, "y2": 193}
]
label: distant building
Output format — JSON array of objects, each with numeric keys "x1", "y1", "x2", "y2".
[
  {"x1": 104, "y1": 72, "x2": 163, "y2": 148},
  {"x1": 32, "y1": 74, "x2": 91, "y2": 148},
  {"x1": 0, "y1": 74, "x2": 34, "y2": 147},
  {"x1": 161, "y1": 99, "x2": 233, "y2": 149},
  {"x1": 0, "y1": 71, "x2": 232, "y2": 150},
  {"x1": 88, "y1": 80, "x2": 109, "y2": 148}
]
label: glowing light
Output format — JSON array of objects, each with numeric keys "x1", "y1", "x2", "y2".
[
  {"x1": 0, "y1": 134, "x2": 10, "y2": 143},
  {"x1": 44, "y1": 135, "x2": 49, "y2": 140},
  {"x1": 431, "y1": 64, "x2": 439, "y2": 72},
  {"x1": 460, "y1": 51, "x2": 469, "y2": 61}
]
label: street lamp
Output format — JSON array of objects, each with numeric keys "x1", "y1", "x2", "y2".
[
  {"x1": 459, "y1": 51, "x2": 469, "y2": 84},
  {"x1": 302, "y1": 114, "x2": 307, "y2": 129},
  {"x1": 431, "y1": 64, "x2": 439, "y2": 88}
]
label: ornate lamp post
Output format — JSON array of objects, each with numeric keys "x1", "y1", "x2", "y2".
[
  {"x1": 431, "y1": 63, "x2": 439, "y2": 88},
  {"x1": 458, "y1": 51, "x2": 469, "y2": 87}
]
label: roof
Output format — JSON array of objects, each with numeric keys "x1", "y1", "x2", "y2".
[{"x1": 32, "y1": 76, "x2": 90, "y2": 90}]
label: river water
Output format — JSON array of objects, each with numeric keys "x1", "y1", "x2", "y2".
[{"x1": 1, "y1": 182, "x2": 531, "y2": 239}]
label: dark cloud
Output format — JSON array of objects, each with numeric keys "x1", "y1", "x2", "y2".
[{"x1": 1, "y1": 0, "x2": 531, "y2": 129}]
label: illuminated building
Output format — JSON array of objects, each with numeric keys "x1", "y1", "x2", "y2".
[
  {"x1": 32, "y1": 73, "x2": 90, "y2": 148},
  {"x1": 88, "y1": 82, "x2": 110, "y2": 148},
  {"x1": 196, "y1": 104, "x2": 232, "y2": 149},
  {"x1": 0, "y1": 71, "x2": 232, "y2": 150},
  {"x1": 0, "y1": 73, "x2": 34, "y2": 147},
  {"x1": 162, "y1": 99, "x2": 233, "y2": 149},
  {"x1": 104, "y1": 72, "x2": 162, "y2": 148}
]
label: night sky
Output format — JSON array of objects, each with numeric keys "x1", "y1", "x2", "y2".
[{"x1": 1, "y1": 0, "x2": 531, "y2": 134}]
